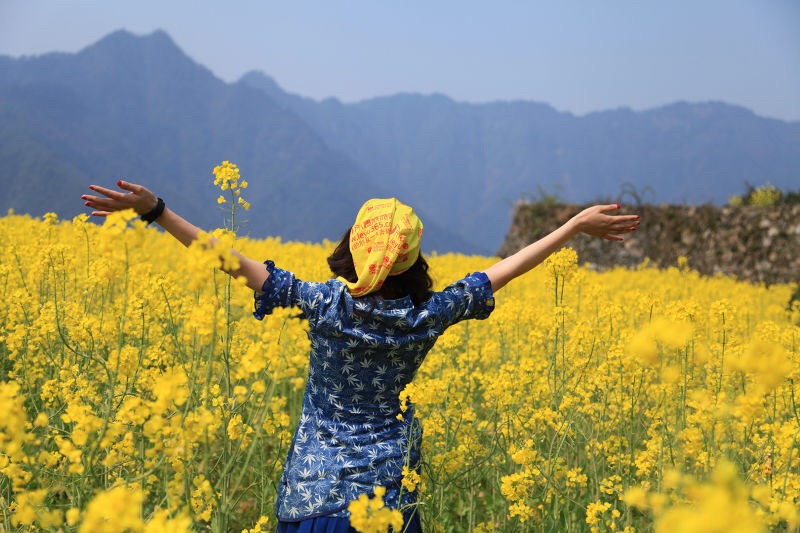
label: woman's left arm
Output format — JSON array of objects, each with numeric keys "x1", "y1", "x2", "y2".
[{"x1": 483, "y1": 204, "x2": 639, "y2": 293}]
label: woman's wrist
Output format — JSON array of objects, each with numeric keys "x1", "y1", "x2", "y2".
[
  {"x1": 140, "y1": 197, "x2": 166, "y2": 224},
  {"x1": 565, "y1": 214, "x2": 582, "y2": 237}
]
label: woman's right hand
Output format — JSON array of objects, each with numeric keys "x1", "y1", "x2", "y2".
[
  {"x1": 82, "y1": 180, "x2": 158, "y2": 217},
  {"x1": 82, "y1": 179, "x2": 271, "y2": 292}
]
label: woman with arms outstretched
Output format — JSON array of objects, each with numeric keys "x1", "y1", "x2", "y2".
[{"x1": 83, "y1": 180, "x2": 639, "y2": 533}]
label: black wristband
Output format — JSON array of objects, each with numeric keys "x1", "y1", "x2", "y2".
[{"x1": 140, "y1": 197, "x2": 165, "y2": 224}]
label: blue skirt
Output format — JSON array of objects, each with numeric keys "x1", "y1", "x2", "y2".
[{"x1": 277, "y1": 510, "x2": 422, "y2": 533}]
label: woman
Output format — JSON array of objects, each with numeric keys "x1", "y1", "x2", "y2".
[{"x1": 83, "y1": 180, "x2": 639, "y2": 532}]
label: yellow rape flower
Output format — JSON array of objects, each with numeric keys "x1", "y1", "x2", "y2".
[
  {"x1": 227, "y1": 413, "x2": 253, "y2": 442},
  {"x1": 401, "y1": 466, "x2": 421, "y2": 493},
  {"x1": 10, "y1": 489, "x2": 51, "y2": 528},
  {"x1": 143, "y1": 509, "x2": 193, "y2": 533},
  {"x1": 508, "y1": 501, "x2": 537, "y2": 523},
  {"x1": 733, "y1": 339, "x2": 791, "y2": 392},
  {"x1": 213, "y1": 160, "x2": 240, "y2": 191},
  {"x1": 585, "y1": 500, "x2": 611, "y2": 526},
  {"x1": 79, "y1": 485, "x2": 144, "y2": 533},
  {"x1": 191, "y1": 476, "x2": 216, "y2": 522},
  {"x1": 242, "y1": 515, "x2": 272, "y2": 533},
  {"x1": 33, "y1": 412, "x2": 49, "y2": 427},
  {"x1": 543, "y1": 246, "x2": 578, "y2": 280},
  {"x1": 622, "y1": 486, "x2": 649, "y2": 509},
  {"x1": 628, "y1": 317, "x2": 692, "y2": 366},
  {"x1": 66, "y1": 507, "x2": 81, "y2": 526},
  {"x1": 213, "y1": 160, "x2": 249, "y2": 210},
  {"x1": 347, "y1": 486, "x2": 404, "y2": 533}
]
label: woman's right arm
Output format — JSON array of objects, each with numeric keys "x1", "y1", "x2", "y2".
[{"x1": 82, "y1": 180, "x2": 269, "y2": 292}]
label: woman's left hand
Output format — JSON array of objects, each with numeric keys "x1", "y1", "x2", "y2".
[{"x1": 571, "y1": 204, "x2": 640, "y2": 241}]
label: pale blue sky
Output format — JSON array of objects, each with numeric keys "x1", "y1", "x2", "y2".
[{"x1": 1, "y1": 1, "x2": 798, "y2": 121}]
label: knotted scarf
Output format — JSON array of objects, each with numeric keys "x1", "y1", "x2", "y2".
[{"x1": 344, "y1": 198, "x2": 423, "y2": 297}]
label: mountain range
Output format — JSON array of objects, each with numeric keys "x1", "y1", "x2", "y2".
[{"x1": 1, "y1": 29, "x2": 798, "y2": 254}]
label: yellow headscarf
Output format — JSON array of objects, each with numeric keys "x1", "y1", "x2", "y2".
[{"x1": 343, "y1": 198, "x2": 424, "y2": 297}]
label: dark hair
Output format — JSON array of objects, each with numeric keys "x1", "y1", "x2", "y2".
[{"x1": 327, "y1": 228, "x2": 433, "y2": 307}]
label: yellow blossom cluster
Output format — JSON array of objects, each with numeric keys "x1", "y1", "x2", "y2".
[
  {"x1": 347, "y1": 486, "x2": 404, "y2": 533},
  {"x1": 214, "y1": 160, "x2": 250, "y2": 211},
  {"x1": 401, "y1": 465, "x2": 421, "y2": 493},
  {"x1": 1, "y1": 171, "x2": 798, "y2": 531},
  {"x1": 624, "y1": 459, "x2": 797, "y2": 532}
]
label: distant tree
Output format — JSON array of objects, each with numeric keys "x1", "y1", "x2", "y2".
[
  {"x1": 782, "y1": 189, "x2": 800, "y2": 205},
  {"x1": 522, "y1": 184, "x2": 565, "y2": 207},
  {"x1": 617, "y1": 182, "x2": 655, "y2": 207}
]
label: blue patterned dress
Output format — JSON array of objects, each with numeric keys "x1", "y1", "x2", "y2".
[{"x1": 254, "y1": 261, "x2": 495, "y2": 526}]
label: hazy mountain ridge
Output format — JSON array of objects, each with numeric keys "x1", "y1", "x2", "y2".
[
  {"x1": 0, "y1": 31, "x2": 383, "y2": 245},
  {"x1": 2, "y1": 29, "x2": 798, "y2": 254}
]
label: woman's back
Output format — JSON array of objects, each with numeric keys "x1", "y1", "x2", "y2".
[
  {"x1": 307, "y1": 294, "x2": 438, "y2": 420},
  {"x1": 255, "y1": 262, "x2": 495, "y2": 520}
]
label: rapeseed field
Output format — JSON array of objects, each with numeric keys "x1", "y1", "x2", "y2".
[{"x1": 1, "y1": 175, "x2": 798, "y2": 532}]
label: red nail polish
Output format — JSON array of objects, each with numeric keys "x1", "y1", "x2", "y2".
[
  {"x1": 616, "y1": 204, "x2": 621, "y2": 209},
  {"x1": 85, "y1": 202, "x2": 90, "y2": 206},
  {"x1": 117, "y1": 179, "x2": 123, "y2": 187}
]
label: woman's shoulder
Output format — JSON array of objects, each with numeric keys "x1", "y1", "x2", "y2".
[
  {"x1": 423, "y1": 271, "x2": 495, "y2": 320},
  {"x1": 435, "y1": 271, "x2": 493, "y2": 296}
]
